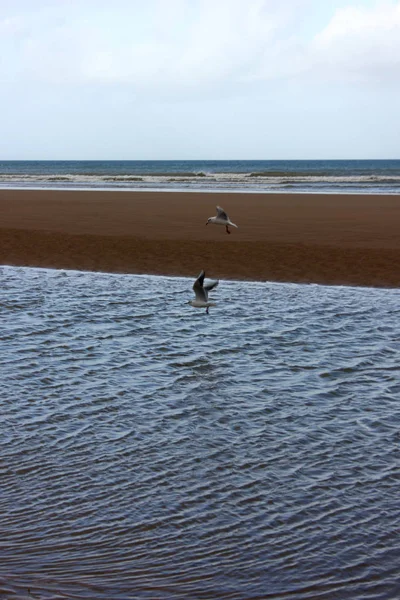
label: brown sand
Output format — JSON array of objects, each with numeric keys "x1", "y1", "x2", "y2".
[{"x1": 1, "y1": 189, "x2": 400, "y2": 287}]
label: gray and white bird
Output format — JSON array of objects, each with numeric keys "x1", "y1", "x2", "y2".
[
  {"x1": 188, "y1": 270, "x2": 219, "y2": 314},
  {"x1": 206, "y1": 205, "x2": 238, "y2": 234}
]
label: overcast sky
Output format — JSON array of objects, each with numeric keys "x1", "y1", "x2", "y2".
[{"x1": 1, "y1": 0, "x2": 399, "y2": 160}]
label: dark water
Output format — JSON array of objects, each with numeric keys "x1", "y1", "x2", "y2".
[
  {"x1": 0, "y1": 159, "x2": 400, "y2": 193},
  {"x1": 1, "y1": 266, "x2": 400, "y2": 599}
]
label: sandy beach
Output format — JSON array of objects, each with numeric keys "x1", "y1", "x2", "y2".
[{"x1": 1, "y1": 188, "x2": 400, "y2": 287}]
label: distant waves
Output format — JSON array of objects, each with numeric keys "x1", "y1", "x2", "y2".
[{"x1": 0, "y1": 159, "x2": 400, "y2": 193}]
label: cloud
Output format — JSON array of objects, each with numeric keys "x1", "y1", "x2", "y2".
[
  {"x1": 79, "y1": 0, "x2": 296, "y2": 90},
  {"x1": 309, "y1": 1, "x2": 400, "y2": 82},
  {"x1": 1, "y1": 0, "x2": 400, "y2": 93},
  {"x1": 0, "y1": 0, "x2": 307, "y2": 89}
]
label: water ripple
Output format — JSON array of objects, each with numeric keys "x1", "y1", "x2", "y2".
[{"x1": 1, "y1": 266, "x2": 399, "y2": 599}]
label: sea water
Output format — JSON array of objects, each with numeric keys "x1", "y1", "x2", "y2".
[
  {"x1": 1, "y1": 159, "x2": 400, "y2": 194},
  {"x1": 1, "y1": 266, "x2": 399, "y2": 599}
]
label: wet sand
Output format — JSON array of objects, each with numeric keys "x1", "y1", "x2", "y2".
[{"x1": 1, "y1": 189, "x2": 400, "y2": 287}]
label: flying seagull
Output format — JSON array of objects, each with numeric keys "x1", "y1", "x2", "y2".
[
  {"x1": 188, "y1": 270, "x2": 219, "y2": 314},
  {"x1": 206, "y1": 206, "x2": 238, "y2": 234}
]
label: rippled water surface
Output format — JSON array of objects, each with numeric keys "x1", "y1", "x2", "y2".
[{"x1": 1, "y1": 266, "x2": 400, "y2": 599}]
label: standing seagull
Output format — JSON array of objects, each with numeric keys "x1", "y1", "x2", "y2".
[
  {"x1": 188, "y1": 271, "x2": 219, "y2": 314},
  {"x1": 206, "y1": 206, "x2": 238, "y2": 234}
]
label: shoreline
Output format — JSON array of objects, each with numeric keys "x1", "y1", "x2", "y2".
[
  {"x1": 1, "y1": 189, "x2": 400, "y2": 288},
  {"x1": 1, "y1": 185, "x2": 400, "y2": 196},
  {"x1": 2, "y1": 263, "x2": 398, "y2": 292}
]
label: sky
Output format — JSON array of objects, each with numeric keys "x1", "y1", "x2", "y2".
[{"x1": 0, "y1": 0, "x2": 399, "y2": 160}]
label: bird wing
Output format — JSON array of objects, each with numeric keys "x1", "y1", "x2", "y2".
[
  {"x1": 204, "y1": 279, "x2": 219, "y2": 294},
  {"x1": 193, "y1": 271, "x2": 207, "y2": 302},
  {"x1": 216, "y1": 206, "x2": 229, "y2": 220}
]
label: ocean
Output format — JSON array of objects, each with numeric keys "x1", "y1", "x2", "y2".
[
  {"x1": 1, "y1": 266, "x2": 399, "y2": 599},
  {"x1": 1, "y1": 159, "x2": 400, "y2": 194}
]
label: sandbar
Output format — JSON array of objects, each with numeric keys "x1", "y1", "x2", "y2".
[{"x1": 1, "y1": 189, "x2": 400, "y2": 287}]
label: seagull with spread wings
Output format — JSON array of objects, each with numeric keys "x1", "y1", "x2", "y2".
[
  {"x1": 206, "y1": 206, "x2": 238, "y2": 234},
  {"x1": 188, "y1": 271, "x2": 219, "y2": 314}
]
